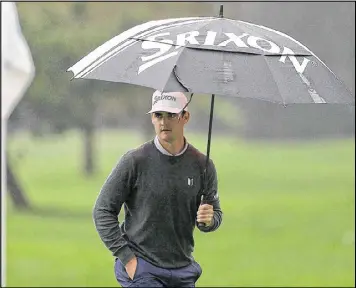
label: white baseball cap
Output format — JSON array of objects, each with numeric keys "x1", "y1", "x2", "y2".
[{"x1": 147, "y1": 90, "x2": 188, "y2": 114}]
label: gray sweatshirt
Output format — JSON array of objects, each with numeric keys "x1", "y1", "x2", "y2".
[{"x1": 92, "y1": 139, "x2": 223, "y2": 269}]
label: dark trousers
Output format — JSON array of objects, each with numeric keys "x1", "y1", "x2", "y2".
[{"x1": 114, "y1": 257, "x2": 202, "y2": 287}]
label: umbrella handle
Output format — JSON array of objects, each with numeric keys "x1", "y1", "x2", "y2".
[
  {"x1": 197, "y1": 222, "x2": 206, "y2": 228},
  {"x1": 197, "y1": 195, "x2": 206, "y2": 228}
]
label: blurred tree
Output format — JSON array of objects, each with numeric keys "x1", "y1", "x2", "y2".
[
  {"x1": 6, "y1": 153, "x2": 31, "y2": 210},
  {"x1": 15, "y1": 2, "x2": 119, "y2": 176}
]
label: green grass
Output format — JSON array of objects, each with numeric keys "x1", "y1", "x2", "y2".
[{"x1": 6, "y1": 129, "x2": 355, "y2": 287}]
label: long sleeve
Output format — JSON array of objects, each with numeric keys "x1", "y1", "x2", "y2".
[
  {"x1": 197, "y1": 159, "x2": 223, "y2": 232},
  {"x1": 92, "y1": 152, "x2": 136, "y2": 266}
]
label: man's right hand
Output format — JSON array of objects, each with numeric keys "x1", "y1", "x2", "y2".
[{"x1": 125, "y1": 256, "x2": 138, "y2": 280}]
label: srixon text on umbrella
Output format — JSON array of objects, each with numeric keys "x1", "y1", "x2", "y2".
[{"x1": 138, "y1": 31, "x2": 310, "y2": 75}]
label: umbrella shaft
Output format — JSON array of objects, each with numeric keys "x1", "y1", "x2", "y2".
[
  {"x1": 206, "y1": 94, "x2": 215, "y2": 164},
  {"x1": 204, "y1": 94, "x2": 215, "y2": 188},
  {"x1": 198, "y1": 94, "x2": 215, "y2": 228}
]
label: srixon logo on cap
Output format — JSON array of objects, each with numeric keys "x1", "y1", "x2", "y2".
[
  {"x1": 153, "y1": 94, "x2": 176, "y2": 106},
  {"x1": 138, "y1": 30, "x2": 310, "y2": 75}
]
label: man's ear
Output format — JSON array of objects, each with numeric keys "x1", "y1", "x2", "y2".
[{"x1": 184, "y1": 111, "x2": 190, "y2": 123}]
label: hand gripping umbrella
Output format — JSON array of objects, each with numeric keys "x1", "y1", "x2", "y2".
[{"x1": 67, "y1": 5, "x2": 354, "y2": 227}]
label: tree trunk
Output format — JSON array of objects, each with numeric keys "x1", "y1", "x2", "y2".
[
  {"x1": 6, "y1": 157, "x2": 31, "y2": 210},
  {"x1": 83, "y1": 126, "x2": 95, "y2": 176}
]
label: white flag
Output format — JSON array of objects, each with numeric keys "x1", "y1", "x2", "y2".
[
  {"x1": 1, "y1": 1, "x2": 35, "y2": 120},
  {"x1": 1, "y1": 2, "x2": 35, "y2": 287}
]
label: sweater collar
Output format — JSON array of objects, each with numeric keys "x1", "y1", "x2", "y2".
[{"x1": 154, "y1": 136, "x2": 188, "y2": 156}]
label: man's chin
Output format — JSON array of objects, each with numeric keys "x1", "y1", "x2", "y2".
[{"x1": 159, "y1": 133, "x2": 173, "y2": 142}]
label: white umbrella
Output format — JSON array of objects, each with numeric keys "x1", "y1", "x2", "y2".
[{"x1": 1, "y1": 2, "x2": 35, "y2": 286}]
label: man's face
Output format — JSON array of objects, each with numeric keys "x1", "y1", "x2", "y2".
[{"x1": 151, "y1": 111, "x2": 190, "y2": 143}]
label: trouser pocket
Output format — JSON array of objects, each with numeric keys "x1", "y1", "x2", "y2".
[
  {"x1": 170, "y1": 260, "x2": 203, "y2": 286},
  {"x1": 114, "y1": 257, "x2": 143, "y2": 286}
]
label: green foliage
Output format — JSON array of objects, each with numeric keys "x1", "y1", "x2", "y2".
[{"x1": 6, "y1": 130, "x2": 355, "y2": 287}]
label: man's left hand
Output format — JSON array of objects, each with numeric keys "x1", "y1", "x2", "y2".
[{"x1": 197, "y1": 204, "x2": 214, "y2": 227}]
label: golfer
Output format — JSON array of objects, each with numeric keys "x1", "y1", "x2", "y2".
[{"x1": 93, "y1": 90, "x2": 223, "y2": 287}]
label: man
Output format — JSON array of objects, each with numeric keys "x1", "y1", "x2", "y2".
[{"x1": 93, "y1": 90, "x2": 223, "y2": 287}]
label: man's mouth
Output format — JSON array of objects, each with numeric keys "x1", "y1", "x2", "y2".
[{"x1": 161, "y1": 129, "x2": 171, "y2": 132}]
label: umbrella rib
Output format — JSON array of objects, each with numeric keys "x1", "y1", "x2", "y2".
[
  {"x1": 172, "y1": 65, "x2": 190, "y2": 92},
  {"x1": 262, "y1": 55, "x2": 287, "y2": 106},
  {"x1": 160, "y1": 45, "x2": 191, "y2": 93}
]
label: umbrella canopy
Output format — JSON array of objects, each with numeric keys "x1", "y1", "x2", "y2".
[{"x1": 68, "y1": 7, "x2": 354, "y2": 105}]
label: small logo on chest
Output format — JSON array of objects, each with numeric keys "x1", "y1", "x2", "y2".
[{"x1": 187, "y1": 177, "x2": 194, "y2": 186}]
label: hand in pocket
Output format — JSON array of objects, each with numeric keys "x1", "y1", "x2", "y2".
[{"x1": 125, "y1": 256, "x2": 138, "y2": 280}]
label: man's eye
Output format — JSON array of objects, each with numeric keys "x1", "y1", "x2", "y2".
[
  {"x1": 154, "y1": 113, "x2": 163, "y2": 118},
  {"x1": 168, "y1": 113, "x2": 177, "y2": 118}
]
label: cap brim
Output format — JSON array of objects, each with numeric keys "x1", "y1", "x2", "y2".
[{"x1": 146, "y1": 107, "x2": 186, "y2": 114}]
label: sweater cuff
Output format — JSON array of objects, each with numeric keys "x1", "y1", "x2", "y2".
[{"x1": 114, "y1": 245, "x2": 136, "y2": 266}]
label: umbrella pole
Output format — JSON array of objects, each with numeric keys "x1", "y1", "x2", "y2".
[
  {"x1": 198, "y1": 94, "x2": 215, "y2": 228},
  {"x1": 205, "y1": 94, "x2": 215, "y2": 174}
]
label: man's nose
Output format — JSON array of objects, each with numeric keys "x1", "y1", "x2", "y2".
[{"x1": 159, "y1": 116, "x2": 168, "y2": 124}]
